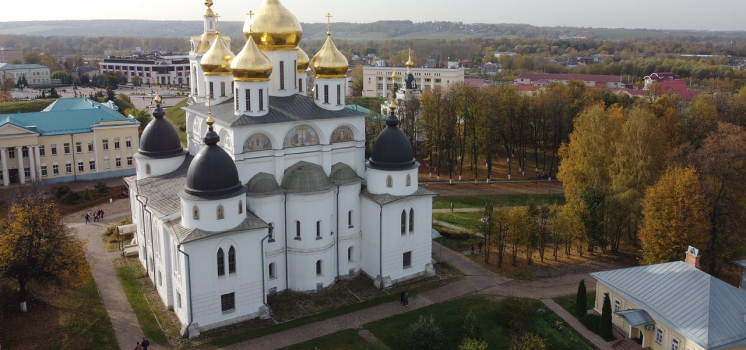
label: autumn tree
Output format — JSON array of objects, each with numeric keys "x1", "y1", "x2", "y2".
[
  {"x1": 0, "y1": 186, "x2": 89, "y2": 312},
  {"x1": 639, "y1": 166, "x2": 710, "y2": 265},
  {"x1": 507, "y1": 206, "x2": 530, "y2": 266}
]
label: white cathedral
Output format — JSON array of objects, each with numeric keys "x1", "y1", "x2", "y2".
[{"x1": 125, "y1": 0, "x2": 435, "y2": 337}]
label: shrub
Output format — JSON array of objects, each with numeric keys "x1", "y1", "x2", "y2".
[
  {"x1": 60, "y1": 191, "x2": 82, "y2": 205},
  {"x1": 95, "y1": 181, "x2": 108, "y2": 193},
  {"x1": 436, "y1": 225, "x2": 473, "y2": 239},
  {"x1": 463, "y1": 309, "x2": 478, "y2": 339},
  {"x1": 52, "y1": 184, "x2": 72, "y2": 198},
  {"x1": 576, "y1": 279, "x2": 587, "y2": 318},
  {"x1": 459, "y1": 338, "x2": 488, "y2": 350},
  {"x1": 82, "y1": 186, "x2": 92, "y2": 201},
  {"x1": 403, "y1": 315, "x2": 445, "y2": 350},
  {"x1": 599, "y1": 293, "x2": 612, "y2": 338},
  {"x1": 495, "y1": 297, "x2": 534, "y2": 334},
  {"x1": 509, "y1": 333, "x2": 546, "y2": 350},
  {"x1": 579, "y1": 314, "x2": 601, "y2": 332}
]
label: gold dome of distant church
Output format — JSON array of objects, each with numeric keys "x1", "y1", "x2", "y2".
[
  {"x1": 246, "y1": 0, "x2": 303, "y2": 51},
  {"x1": 296, "y1": 47, "x2": 310, "y2": 72},
  {"x1": 310, "y1": 14, "x2": 348, "y2": 79}
]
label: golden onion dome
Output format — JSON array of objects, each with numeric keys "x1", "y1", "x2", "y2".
[
  {"x1": 296, "y1": 47, "x2": 310, "y2": 72},
  {"x1": 204, "y1": 0, "x2": 215, "y2": 16},
  {"x1": 406, "y1": 48, "x2": 414, "y2": 68},
  {"x1": 231, "y1": 35, "x2": 273, "y2": 82},
  {"x1": 196, "y1": 32, "x2": 218, "y2": 54},
  {"x1": 246, "y1": 0, "x2": 303, "y2": 51},
  {"x1": 310, "y1": 27, "x2": 349, "y2": 79},
  {"x1": 200, "y1": 34, "x2": 235, "y2": 76}
]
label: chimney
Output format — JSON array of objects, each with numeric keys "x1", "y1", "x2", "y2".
[{"x1": 685, "y1": 246, "x2": 700, "y2": 269}]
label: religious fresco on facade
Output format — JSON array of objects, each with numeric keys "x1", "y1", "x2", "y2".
[
  {"x1": 283, "y1": 125, "x2": 320, "y2": 148},
  {"x1": 330, "y1": 126, "x2": 354, "y2": 143},
  {"x1": 244, "y1": 133, "x2": 272, "y2": 152}
]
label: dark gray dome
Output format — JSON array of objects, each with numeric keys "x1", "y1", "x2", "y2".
[
  {"x1": 138, "y1": 104, "x2": 186, "y2": 158},
  {"x1": 330, "y1": 162, "x2": 362, "y2": 185},
  {"x1": 247, "y1": 172, "x2": 283, "y2": 194},
  {"x1": 185, "y1": 126, "x2": 245, "y2": 197},
  {"x1": 369, "y1": 112, "x2": 415, "y2": 169},
  {"x1": 281, "y1": 161, "x2": 334, "y2": 193}
]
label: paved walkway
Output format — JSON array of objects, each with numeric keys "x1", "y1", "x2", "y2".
[
  {"x1": 543, "y1": 298, "x2": 613, "y2": 350},
  {"x1": 66, "y1": 198, "x2": 166, "y2": 350}
]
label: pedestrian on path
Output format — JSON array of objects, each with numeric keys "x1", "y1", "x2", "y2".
[
  {"x1": 450, "y1": 202, "x2": 454, "y2": 212},
  {"x1": 100, "y1": 209, "x2": 105, "y2": 219},
  {"x1": 93, "y1": 211, "x2": 99, "y2": 222},
  {"x1": 141, "y1": 337, "x2": 150, "y2": 350},
  {"x1": 400, "y1": 291, "x2": 405, "y2": 306},
  {"x1": 135, "y1": 341, "x2": 142, "y2": 350},
  {"x1": 478, "y1": 242, "x2": 483, "y2": 253},
  {"x1": 85, "y1": 213, "x2": 90, "y2": 224},
  {"x1": 404, "y1": 292, "x2": 409, "y2": 306}
]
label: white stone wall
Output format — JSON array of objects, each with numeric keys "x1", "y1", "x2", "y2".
[
  {"x1": 380, "y1": 196, "x2": 432, "y2": 283},
  {"x1": 264, "y1": 50, "x2": 297, "y2": 97},
  {"x1": 365, "y1": 167, "x2": 419, "y2": 196},
  {"x1": 360, "y1": 197, "x2": 382, "y2": 279},
  {"x1": 313, "y1": 77, "x2": 347, "y2": 111},
  {"x1": 179, "y1": 193, "x2": 247, "y2": 232},
  {"x1": 337, "y1": 183, "x2": 363, "y2": 277},
  {"x1": 133, "y1": 153, "x2": 185, "y2": 180}
]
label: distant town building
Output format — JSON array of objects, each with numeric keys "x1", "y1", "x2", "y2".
[
  {"x1": 0, "y1": 64, "x2": 52, "y2": 86},
  {"x1": 363, "y1": 66, "x2": 465, "y2": 97},
  {"x1": 514, "y1": 72, "x2": 625, "y2": 89},
  {"x1": 642, "y1": 72, "x2": 699, "y2": 99},
  {"x1": 98, "y1": 54, "x2": 191, "y2": 86},
  {"x1": 0, "y1": 48, "x2": 23, "y2": 64},
  {"x1": 0, "y1": 98, "x2": 140, "y2": 186}
]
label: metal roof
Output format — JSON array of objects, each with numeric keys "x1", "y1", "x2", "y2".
[
  {"x1": 615, "y1": 309, "x2": 655, "y2": 327},
  {"x1": 360, "y1": 186, "x2": 437, "y2": 205},
  {"x1": 184, "y1": 94, "x2": 366, "y2": 127},
  {"x1": 125, "y1": 156, "x2": 191, "y2": 217},
  {"x1": 166, "y1": 213, "x2": 268, "y2": 244},
  {"x1": 0, "y1": 64, "x2": 49, "y2": 71},
  {"x1": 591, "y1": 261, "x2": 746, "y2": 350}
]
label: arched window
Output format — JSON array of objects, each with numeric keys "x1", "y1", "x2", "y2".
[
  {"x1": 145, "y1": 163, "x2": 151, "y2": 175},
  {"x1": 217, "y1": 205, "x2": 225, "y2": 220},
  {"x1": 192, "y1": 205, "x2": 199, "y2": 220},
  {"x1": 386, "y1": 175, "x2": 393, "y2": 188},
  {"x1": 348, "y1": 210, "x2": 353, "y2": 228},
  {"x1": 316, "y1": 221, "x2": 321, "y2": 238},
  {"x1": 348, "y1": 246, "x2": 354, "y2": 262},
  {"x1": 269, "y1": 262, "x2": 276, "y2": 279},
  {"x1": 228, "y1": 246, "x2": 236, "y2": 274},
  {"x1": 296, "y1": 221, "x2": 301, "y2": 238},
  {"x1": 401, "y1": 210, "x2": 406, "y2": 234},
  {"x1": 409, "y1": 208, "x2": 415, "y2": 233},
  {"x1": 238, "y1": 200, "x2": 243, "y2": 214},
  {"x1": 406, "y1": 174, "x2": 411, "y2": 186},
  {"x1": 316, "y1": 260, "x2": 323, "y2": 276},
  {"x1": 217, "y1": 248, "x2": 225, "y2": 276}
]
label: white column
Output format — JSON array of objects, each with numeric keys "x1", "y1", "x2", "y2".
[
  {"x1": 1, "y1": 148, "x2": 8, "y2": 187},
  {"x1": 17, "y1": 146, "x2": 24, "y2": 184},
  {"x1": 34, "y1": 145, "x2": 41, "y2": 181},
  {"x1": 28, "y1": 146, "x2": 36, "y2": 182}
]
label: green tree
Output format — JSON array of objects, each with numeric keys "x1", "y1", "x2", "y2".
[
  {"x1": 576, "y1": 279, "x2": 587, "y2": 318},
  {"x1": 509, "y1": 333, "x2": 546, "y2": 350},
  {"x1": 124, "y1": 108, "x2": 152, "y2": 131},
  {"x1": 639, "y1": 166, "x2": 710, "y2": 265},
  {"x1": 51, "y1": 71, "x2": 73, "y2": 84},
  {"x1": 0, "y1": 186, "x2": 90, "y2": 312},
  {"x1": 599, "y1": 293, "x2": 612, "y2": 338},
  {"x1": 23, "y1": 50, "x2": 41, "y2": 64},
  {"x1": 459, "y1": 338, "x2": 488, "y2": 350},
  {"x1": 82, "y1": 186, "x2": 92, "y2": 201},
  {"x1": 404, "y1": 316, "x2": 445, "y2": 350}
]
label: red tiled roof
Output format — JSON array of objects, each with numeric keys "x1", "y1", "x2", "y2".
[
  {"x1": 517, "y1": 72, "x2": 623, "y2": 83},
  {"x1": 464, "y1": 78, "x2": 485, "y2": 88}
]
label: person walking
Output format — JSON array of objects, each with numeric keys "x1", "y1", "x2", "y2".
[
  {"x1": 471, "y1": 244, "x2": 475, "y2": 255},
  {"x1": 135, "y1": 341, "x2": 142, "y2": 350},
  {"x1": 404, "y1": 292, "x2": 409, "y2": 307},
  {"x1": 400, "y1": 291, "x2": 405, "y2": 306},
  {"x1": 85, "y1": 213, "x2": 90, "y2": 224},
  {"x1": 93, "y1": 211, "x2": 99, "y2": 222},
  {"x1": 141, "y1": 337, "x2": 150, "y2": 350},
  {"x1": 478, "y1": 242, "x2": 483, "y2": 253},
  {"x1": 100, "y1": 209, "x2": 105, "y2": 219},
  {"x1": 450, "y1": 202, "x2": 454, "y2": 212}
]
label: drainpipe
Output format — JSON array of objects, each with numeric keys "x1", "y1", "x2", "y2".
[
  {"x1": 284, "y1": 193, "x2": 289, "y2": 291},
  {"x1": 379, "y1": 203, "x2": 383, "y2": 285},
  {"x1": 177, "y1": 245, "x2": 193, "y2": 336},
  {"x1": 335, "y1": 185, "x2": 340, "y2": 278},
  {"x1": 260, "y1": 233, "x2": 273, "y2": 316},
  {"x1": 135, "y1": 194, "x2": 149, "y2": 273}
]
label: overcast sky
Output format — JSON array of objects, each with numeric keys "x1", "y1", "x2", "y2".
[{"x1": 1, "y1": 0, "x2": 744, "y2": 31}]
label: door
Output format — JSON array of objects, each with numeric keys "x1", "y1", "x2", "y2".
[{"x1": 8, "y1": 169, "x2": 18, "y2": 184}]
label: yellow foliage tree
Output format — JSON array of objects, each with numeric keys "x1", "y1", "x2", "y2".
[
  {"x1": 639, "y1": 166, "x2": 710, "y2": 265},
  {"x1": 0, "y1": 186, "x2": 90, "y2": 312}
]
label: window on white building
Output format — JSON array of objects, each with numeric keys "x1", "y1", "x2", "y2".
[
  {"x1": 238, "y1": 200, "x2": 243, "y2": 214},
  {"x1": 102, "y1": 139, "x2": 108, "y2": 151},
  {"x1": 348, "y1": 246, "x2": 354, "y2": 262},
  {"x1": 316, "y1": 260, "x2": 323, "y2": 276},
  {"x1": 89, "y1": 160, "x2": 96, "y2": 171},
  {"x1": 401, "y1": 210, "x2": 406, "y2": 235},
  {"x1": 316, "y1": 221, "x2": 321, "y2": 238},
  {"x1": 220, "y1": 292, "x2": 234, "y2": 313},
  {"x1": 114, "y1": 138, "x2": 120, "y2": 150},
  {"x1": 409, "y1": 208, "x2": 414, "y2": 233},
  {"x1": 88, "y1": 141, "x2": 93, "y2": 152},
  {"x1": 125, "y1": 137, "x2": 132, "y2": 148},
  {"x1": 78, "y1": 160, "x2": 84, "y2": 172},
  {"x1": 38, "y1": 145, "x2": 45, "y2": 157},
  {"x1": 403, "y1": 251, "x2": 412, "y2": 268},
  {"x1": 655, "y1": 327, "x2": 664, "y2": 345},
  {"x1": 386, "y1": 175, "x2": 393, "y2": 188},
  {"x1": 40, "y1": 165, "x2": 47, "y2": 177},
  {"x1": 348, "y1": 210, "x2": 353, "y2": 228},
  {"x1": 269, "y1": 263, "x2": 276, "y2": 279},
  {"x1": 228, "y1": 246, "x2": 236, "y2": 274},
  {"x1": 217, "y1": 205, "x2": 225, "y2": 220},
  {"x1": 53, "y1": 164, "x2": 59, "y2": 175},
  {"x1": 217, "y1": 248, "x2": 225, "y2": 277},
  {"x1": 406, "y1": 174, "x2": 411, "y2": 186},
  {"x1": 671, "y1": 338, "x2": 679, "y2": 350},
  {"x1": 192, "y1": 205, "x2": 199, "y2": 220}
]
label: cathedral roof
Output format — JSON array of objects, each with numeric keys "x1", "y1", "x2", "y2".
[
  {"x1": 124, "y1": 156, "x2": 192, "y2": 217},
  {"x1": 167, "y1": 213, "x2": 268, "y2": 243},
  {"x1": 247, "y1": 0, "x2": 302, "y2": 50},
  {"x1": 281, "y1": 161, "x2": 334, "y2": 193},
  {"x1": 247, "y1": 172, "x2": 285, "y2": 196},
  {"x1": 139, "y1": 102, "x2": 188, "y2": 159},
  {"x1": 368, "y1": 111, "x2": 416, "y2": 170},
  {"x1": 330, "y1": 162, "x2": 363, "y2": 186},
  {"x1": 184, "y1": 121, "x2": 246, "y2": 198},
  {"x1": 183, "y1": 94, "x2": 366, "y2": 127},
  {"x1": 361, "y1": 186, "x2": 437, "y2": 205}
]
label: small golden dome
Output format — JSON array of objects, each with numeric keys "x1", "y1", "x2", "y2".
[
  {"x1": 392, "y1": 70, "x2": 398, "y2": 79},
  {"x1": 231, "y1": 35, "x2": 273, "y2": 82},
  {"x1": 204, "y1": 0, "x2": 215, "y2": 16},
  {"x1": 200, "y1": 34, "x2": 235, "y2": 76},
  {"x1": 310, "y1": 16, "x2": 348, "y2": 79},
  {"x1": 154, "y1": 94, "x2": 162, "y2": 105},
  {"x1": 246, "y1": 0, "x2": 303, "y2": 51},
  {"x1": 406, "y1": 48, "x2": 413, "y2": 68},
  {"x1": 296, "y1": 47, "x2": 310, "y2": 72},
  {"x1": 196, "y1": 32, "x2": 217, "y2": 54}
]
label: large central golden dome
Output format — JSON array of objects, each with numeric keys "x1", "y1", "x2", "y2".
[{"x1": 245, "y1": 0, "x2": 302, "y2": 51}]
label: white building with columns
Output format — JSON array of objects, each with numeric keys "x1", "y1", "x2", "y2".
[
  {"x1": 0, "y1": 98, "x2": 140, "y2": 186},
  {"x1": 125, "y1": 0, "x2": 436, "y2": 337}
]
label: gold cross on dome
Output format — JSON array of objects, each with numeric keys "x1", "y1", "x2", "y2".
[
  {"x1": 215, "y1": 13, "x2": 221, "y2": 32},
  {"x1": 207, "y1": 94, "x2": 215, "y2": 127},
  {"x1": 247, "y1": 10, "x2": 255, "y2": 33},
  {"x1": 326, "y1": 13, "x2": 333, "y2": 33}
]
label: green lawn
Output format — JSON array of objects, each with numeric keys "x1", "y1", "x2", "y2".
[
  {"x1": 164, "y1": 97, "x2": 188, "y2": 147},
  {"x1": 433, "y1": 212, "x2": 487, "y2": 231},
  {"x1": 280, "y1": 329, "x2": 371, "y2": 350},
  {"x1": 114, "y1": 258, "x2": 168, "y2": 344},
  {"x1": 364, "y1": 296, "x2": 597, "y2": 350},
  {"x1": 553, "y1": 290, "x2": 597, "y2": 317},
  {"x1": 0, "y1": 98, "x2": 56, "y2": 113},
  {"x1": 0, "y1": 270, "x2": 117, "y2": 349},
  {"x1": 433, "y1": 194, "x2": 565, "y2": 210}
]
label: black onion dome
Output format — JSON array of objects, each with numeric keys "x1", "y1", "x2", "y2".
[
  {"x1": 368, "y1": 111, "x2": 416, "y2": 169},
  {"x1": 138, "y1": 103, "x2": 186, "y2": 158},
  {"x1": 185, "y1": 126, "x2": 244, "y2": 197}
]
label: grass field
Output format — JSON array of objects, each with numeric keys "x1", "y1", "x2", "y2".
[
  {"x1": 114, "y1": 258, "x2": 168, "y2": 344},
  {"x1": 363, "y1": 296, "x2": 597, "y2": 350},
  {"x1": 0, "y1": 98, "x2": 56, "y2": 114},
  {"x1": 434, "y1": 193, "x2": 566, "y2": 210},
  {"x1": 164, "y1": 97, "x2": 188, "y2": 147},
  {"x1": 553, "y1": 290, "x2": 597, "y2": 316},
  {"x1": 280, "y1": 328, "x2": 371, "y2": 350},
  {"x1": 433, "y1": 212, "x2": 485, "y2": 231},
  {"x1": 0, "y1": 271, "x2": 117, "y2": 349}
]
